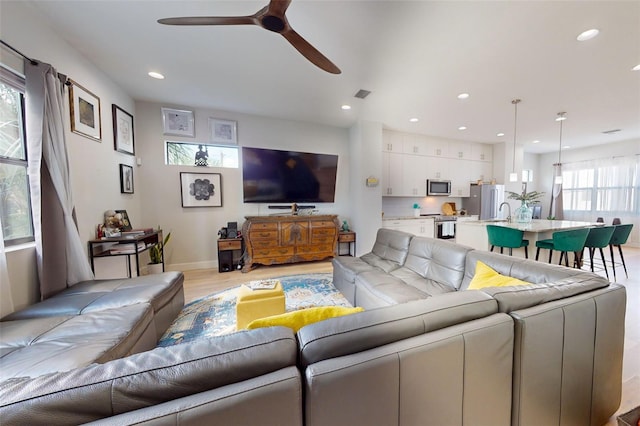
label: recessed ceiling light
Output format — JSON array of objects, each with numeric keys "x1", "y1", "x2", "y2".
[
  {"x1": 341, "y1": 104, "x2": 351, "y2": 110},
  {"x1": 409, "y1": 118, "x2": 419, "y2": 123},
  {"x1": 532, "y1": 140, "x2": 540, "y2": 144},
  {"x1": 633, "y1": 64, "x2": 640, "y2": 71},
  {"x1": 563, "y1": 145, "x2": 571, "y2": 149},
  {"x1": 577, "y1": 29, "x2": 599, "y2": 41},
  {"x1": 148, "y1": 71, "x2": 165, "y2": 79},
  {"x1": 496, "y1": 132, "x2": 505, "y2": 137},
  {"x1": 458, "y1": 126, "x2": 467, "y2": 131},
  {"x1": 457, "y1": 93, "x2": 469, "y2": 100}
]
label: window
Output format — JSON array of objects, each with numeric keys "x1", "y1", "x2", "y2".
[
  {"x1": 0, "y1": 68, "x2": 33, "y2": 246},
  {"x1": 166, "y1": 141, "x2": 238, "y2": 168},
  {"x1": 562, "y1": 156, "x2": 639, "y2": 215}
]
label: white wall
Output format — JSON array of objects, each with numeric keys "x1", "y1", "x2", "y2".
[{"x1": 135, "y1": 101, "x2": 351, "y2": 270}]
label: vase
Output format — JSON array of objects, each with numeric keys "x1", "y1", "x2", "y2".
[
  {"x1": 514, "y1": 201, "x2": 533, "y2": 223},
  {"x1": 147, "y1": 263, "x2": 164, "y2": 275}
]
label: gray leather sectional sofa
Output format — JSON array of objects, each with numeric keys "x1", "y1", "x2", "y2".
[{"x1": 0, "y1": 230, "x2": 626, "y2": 425}]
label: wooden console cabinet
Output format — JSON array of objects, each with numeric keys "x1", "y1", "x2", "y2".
[{"x1": 242, "y1": 215, "x2": 339, "y2": 272}]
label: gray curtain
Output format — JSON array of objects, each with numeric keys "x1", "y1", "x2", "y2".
[
  {"x1": 25, "y1": 59, "x2": 93, "y2": 300},
  {"x1": 549, "y1": 163, "x2": 564, "y2": 220}
]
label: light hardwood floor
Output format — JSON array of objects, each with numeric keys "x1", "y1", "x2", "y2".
[{"x1": 182, "y1": 247, "x2": 640, "y2": 425}]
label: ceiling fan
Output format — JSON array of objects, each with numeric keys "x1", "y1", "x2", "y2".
[{"x1": 157, "y1": 0, "x2": 341, "y2": 74}]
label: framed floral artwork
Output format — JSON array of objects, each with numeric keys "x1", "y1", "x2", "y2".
[
  {"x1": 113, "y1": 104, "x2": 135, "y2": 155},
  {"x1": 69, "y1": 80, "x2": 102, "y2": 141},
  {"x1": 180, "y1": 172, "x2": 222, "y2": 207}
]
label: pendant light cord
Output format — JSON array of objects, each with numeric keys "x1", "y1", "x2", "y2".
[{"x1": 512, "y1": 99, "x2": 521, "y2": 173}]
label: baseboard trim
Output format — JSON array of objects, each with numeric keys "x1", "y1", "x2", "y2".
[{"x1": 162, "y1": 260, "x2": 218, "y2": 272}]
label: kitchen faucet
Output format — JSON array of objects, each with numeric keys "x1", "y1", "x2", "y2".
[{"x1": 499, "y1": 202, "x2": 511, "y2": 223}]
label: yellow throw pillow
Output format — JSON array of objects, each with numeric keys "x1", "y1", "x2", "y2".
[
  {"x1": 246, "y1": 306, "x2": 364, "y2": 333},
  {"x1": 467, "y1": 261, "x2": 531, "y2": 290}
]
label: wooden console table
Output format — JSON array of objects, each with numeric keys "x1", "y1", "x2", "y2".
[
  {"x1": 242, "y1": 215, "x2": 339, "y2": 272},
  {"x1": 88, "y1": 230, "x2": 163, "y2": 278}
]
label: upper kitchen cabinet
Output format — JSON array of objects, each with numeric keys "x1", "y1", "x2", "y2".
[
  {"x1": 402, "y1": 134, "x2": 430, "y2": 156},
  {"x1": 382, "y1": 130, "x2": 404, "y2": 153},
  {"x1": 471, "y1": 143, "x2": 493, "y2": 162}
]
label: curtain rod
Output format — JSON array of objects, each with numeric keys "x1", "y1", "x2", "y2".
[
  {"x1": 0, "y1": 39, "x2": 38, "y2": 65},
  {"x1": 0, "y1": 39, "x2": 71, "y2": 86}
]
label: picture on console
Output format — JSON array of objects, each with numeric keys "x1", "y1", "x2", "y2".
[
  {"x1": 180, "y1": 172, "x2": 222, "y2": 207},
  {"x1": 241, "y1": 146, "x2": 338, "y2": 203}
]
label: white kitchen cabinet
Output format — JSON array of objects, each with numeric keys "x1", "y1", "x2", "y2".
[
  {"x1": 471, "y1": 143, "x2": 493, "y2": 162},
  {"x1": 402, "y1": 134, "x2": 430, "y2": 156},
  {"x1": 423, "y1": 136, "x2": 449, "y2": 158},
  {"x1": 381, "y1": 151, "x2": 404, "y2": 196},
  {"x1": 447, "y1": 140, "x2": 470, "y2": 160},
  {"x1": 449, "y1": 159, "x2": 472, "y2": 197},
  {"x1": 382, "y1": 130, "x2": 404, "y2": 153},
  {"x1": 403, "y1": 155, "x2": 428, "y2": 196},
  {"x1": 382, "y1": 218, "x2": 435, "y2": 238}
]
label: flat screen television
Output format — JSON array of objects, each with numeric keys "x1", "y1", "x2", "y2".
[{"x1": 242, "y1": 147, "x2": 338, "y2": 203}]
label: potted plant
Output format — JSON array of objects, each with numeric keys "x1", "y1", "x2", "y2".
[
  {"x1": 148, "y1": 231, "x2": 171, "y2": 274},
  {"x1": 506, "y1": 188, "x2": 544, "y2": 223}
]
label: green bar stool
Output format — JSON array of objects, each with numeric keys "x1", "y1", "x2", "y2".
[
  {"x1": 486, "y1": 225, "x2": 529, "y2": 258},
  {"x1": 609, "y1": 224, "x2": 633, "y2": 280},
  {"x1": 535, "y1": 228, "x2": 590, "y2": 268},
  {"x1": 583, "y1": 226, "x2": 616, "y2": 279}
]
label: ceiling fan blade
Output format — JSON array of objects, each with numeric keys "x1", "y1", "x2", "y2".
[
  {"x1": 267, "y1": 0, "x2": 292, "y2": 17},
  {"x1": 281, "y1": 28, "x2": 341, "y2": 74},
  {"x1": 157, "y1": 16, "x2": 257, "y2": 26}
]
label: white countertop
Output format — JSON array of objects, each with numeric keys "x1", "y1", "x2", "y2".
[{"x1": 457, "y1": 219, "x2": 600, "y2": 233}]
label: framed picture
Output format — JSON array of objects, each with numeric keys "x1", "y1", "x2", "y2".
[
  {"x1": 162, "y1": 107, "x2": 195, "y2": 137},
  {"x1": 69, "y1": 80, "x2": 102, "y2": 141},
  {"x1": 114, "y1": 209, "x2": 132, "y2": 231},
  {"x1": 119, "y1": 164, "x2": 134, "y2": 194},
  {"x1": 209, "y1": 118, "x2": 237, "y2": 145},
  {"x1": 180, "y1": 172, "x2": 222, "y2": 208},
  {"x1": 112, "y1": 104, "x2": 135, "y2": 155}
]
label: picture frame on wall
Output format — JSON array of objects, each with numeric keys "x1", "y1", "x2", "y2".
[
  {"x1": 112, "y1": 104, "x2": 135, "y2": 155},
  {"x1": 69, "y1": 80, "x2": 102, "y2": 141},
  {"x1": 119, "y1": 164, "x2": 134, "y2": 194},
  {"x1": 180, "y1": 172, "x2": 222, "y2": 208},
  {"x1": 162, "y1": 107, "x2": 195, "y2": 137},
  {"x1": 208, "y1": 117, "x2": 237, "y2": 145}
]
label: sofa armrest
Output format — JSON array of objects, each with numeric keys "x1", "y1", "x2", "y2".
[{"x1": 0, "y1": 327, "x2": 297, "y2": 425}]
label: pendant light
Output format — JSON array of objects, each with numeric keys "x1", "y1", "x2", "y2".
[
  {"x1": 554, "y1": 112, "x2": 566, "y2": 184},
  {"x1": 509, "y1": 99, "x2": 521, "y2": 182}
]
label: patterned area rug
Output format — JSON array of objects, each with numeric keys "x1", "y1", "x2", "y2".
[{"x1": 158, "y1": 273, "x2": 350, "y2": 347}]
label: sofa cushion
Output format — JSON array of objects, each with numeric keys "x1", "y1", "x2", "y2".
[
  {"x1": 3, "y1": 272, "x2": 184, "y2": 321},
  {"x1": 0, "y1": 327, "x2": 298, "y2": 425},
  {"x1": 360, "y1": 228, "x2": 413, "y2": 273},
  {"x1": 402, "y1": 237, "x2": 473, "y2": 290},
  {"x1": 297, "y1": 291, "x2": 498, "y2": 367},
  {"x1": 355, "y1": 271, "x2": 431, "y2": 307},
  {"x1": 247, "y1": 306, "x2": 364, "y2": 332},
  {"x1": 0, "y1": 304, "x2": 155, "y2": 381},
  {"x1": 468, "y1": 261, "x2": 531, "y2": 289}
]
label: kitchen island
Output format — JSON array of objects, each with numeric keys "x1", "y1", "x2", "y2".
[{"x1": 457, "y1": 219, "x2": 601, "y2": 260}]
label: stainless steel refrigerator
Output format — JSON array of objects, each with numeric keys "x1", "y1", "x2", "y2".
[{"x1": 462, "y1": 184, "x2": 505, "y2": 220}]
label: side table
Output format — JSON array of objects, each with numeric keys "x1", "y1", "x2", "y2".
[
  {"x1": 218, "y1": 237, "x2": 244, "y2": 272},
  {"x1": 338, "y1": 231, "x2": 356, "y2": 256}
]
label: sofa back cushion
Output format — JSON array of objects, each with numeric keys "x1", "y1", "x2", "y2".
[
  {"x1": 462, "y1": 250, "x2": 610, "y2": 312},
  {"x1": 400, "y1": 237, "x2": 473, "y2": 290},
  {"x1": 360, "y1": 228, "x2": 413, "y2": 272},
  {"x1": 297, "y1": 290, "x2": 497, "y2": 368},
  {"x1": 0, "y1": 327, "x2": 298, "y2": 425}
]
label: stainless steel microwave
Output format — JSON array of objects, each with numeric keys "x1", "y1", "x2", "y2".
[{"x1": 427, "y1": 179, "x2": 452, "y2": 196}]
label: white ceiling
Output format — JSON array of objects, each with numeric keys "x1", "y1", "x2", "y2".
[{"x1": 23, "y1": 0, "x2": 640, "y2": 154}]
